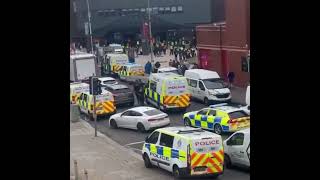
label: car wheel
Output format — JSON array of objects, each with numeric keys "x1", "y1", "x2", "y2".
[
  {"x1": 214, "y1": 124, "x2": 223, "y2": 135},
  {"x1": 224, "y1": 154, "x2": 232, "y2": 168},
  {"x1": 204, "y1": 97, "x2": 209, "y2": 106},
  {"x1": 184, "y1": 118, "x2": 191, "y2": 127},
  {"x1": 110, "y1": 119, "x2": 118, "y2": 129},
  {"x1": 137, "y1": 123, "x2": 146, "y2": 133},
  {"x1": 143, "y1": 153, "x2": 153, "y2": 168},
  {"x1": 173, "y1": 165, "x2": 181, "y2": 179}
]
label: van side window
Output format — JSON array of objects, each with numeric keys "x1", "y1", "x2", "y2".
[
  {"x1": 229, "y1": 133, "x2": 244, "y2": 146},
  {"x1": 208, "y1": 110, "x2": 216, "y2": 116},
  {"x1": 146, "y1": 131, "x2": 160, "y2": 144},
  {"x1": 187, "y1": 79, "x2": 197, "y2": 88},
  {"x1": 159, "y1": 133, "x2": 174, "y2": 148},
  {"x1": 199, "y1": 81, "x2": 205, "y2": 90},
  {"x1": 197, "y1": 109, "x2": 209, "y2": 115},
  {"x1": 150, "y1": 81, "x2": 157, "y2": 92}
]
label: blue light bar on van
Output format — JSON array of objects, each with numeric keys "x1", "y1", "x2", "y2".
[{"x1": 209, "y1": 103, "x2": 228, "y2": 108}]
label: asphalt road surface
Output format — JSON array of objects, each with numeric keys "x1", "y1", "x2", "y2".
[{"x1": 83, "y1": 81, "x2": 250, "y2": 180}]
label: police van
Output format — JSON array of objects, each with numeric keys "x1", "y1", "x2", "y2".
[
  {"x1": 118, "y1": 63, "x2": 144, "y2": 80},
  {"x1": 70, "y1": 82, "x2": 89, "y2": 104},
  {"x1": 144, "y1": 73, "x2": 191, "y2": 111},
  {"x1": 77, "y1": 91, "x2": 116, "y2": 120},
  {"x1": 103, "y1": 53, "x2": 129, "y2": 75},
  {"x1": 142, "y1": 126, "x2": 224, "y2": 178}
]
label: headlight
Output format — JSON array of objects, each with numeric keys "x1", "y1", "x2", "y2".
[{"x1": 209, "y1": 91, "x2": 217, "y2": 96}]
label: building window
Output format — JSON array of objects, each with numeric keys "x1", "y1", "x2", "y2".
[
  {"x1": 141, "y1": 8, "x2": 146, "y2": 12},
  {"x1": 165, "y1": 7, "x2": 171, "y2": 13},
  {"x1": 177, "y1": 6, "x2": 183, "y2": 12},
  {"x1": 171, "y1": 6, "x2": 177, "y2": 12},
  {"x1": 152, "y1": 7, "x2": 158, "y2": 14},
  {"x1": 241, "y1": 56, "x2": 250, "y2": 72}
]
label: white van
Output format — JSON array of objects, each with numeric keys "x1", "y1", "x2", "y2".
[
  {"x1": 223, "y1": 128, "x2": 250, "y2": 169},
  {"x1": 240, "y1": 85, "x2": 250, "y2": 115},
  {"x1": 184, "y1": 69, "x2": 231, "y2": 105}
]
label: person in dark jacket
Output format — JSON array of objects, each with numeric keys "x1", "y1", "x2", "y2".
[
  {"x1": 144, "y1": 61, "x2": 152, "y2": 75},
  {"x1": 227, "y1": 72, "x2": 235, "y2": 88},
  {"x1": 153, "y1": 61, "x2": 161, "y2": 73}
]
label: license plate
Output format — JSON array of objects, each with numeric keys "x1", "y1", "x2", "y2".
[{"x1": 194, "y1": 166, "x2": 207, "y2": 172}]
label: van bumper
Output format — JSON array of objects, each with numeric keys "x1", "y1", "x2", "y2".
[{"x1": 179, "y1": 168, "x2": 223, "y2": 177}]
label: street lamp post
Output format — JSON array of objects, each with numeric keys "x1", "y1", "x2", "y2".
[
  {"x1": 147, "y1": 0, "x2": 154, "y2": 65},
  {"x1": 86, "y1": 0, "x2": 94, "y2": 54}
]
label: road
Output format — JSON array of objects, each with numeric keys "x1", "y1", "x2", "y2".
[{"x1": 83, "y1": 80, "x2": 249, "y2": 180}]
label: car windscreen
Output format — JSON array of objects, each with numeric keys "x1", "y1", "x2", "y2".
[
  {"x1": 228, "y1": 111, "x2": 248, "y2": 119},
  {"x1": 113, "y1": 88, "x2": 131, "y2": 93},
  {"x1": 144, "y1": 109, "x2": 163, "y2": 116},
  {"x1": 202, "y1": 79, "x2": 227, "y2": 89},
  {"x1": 103, "y1": 80, "x2": 116, "y2": 84}
]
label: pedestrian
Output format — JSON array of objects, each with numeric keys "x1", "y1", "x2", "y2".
[
  {"x1": 227, "y1": 72, "x2": 235, "y2": 88},
  {"x1": 153, "y1": 61, "x2": 160, "y2": 73},
  {"x1": 174, "y1": 48, "x2": 178, "y2": 61},
  {"x1": 144, "y1": 61, "x2": 152, "y2": 75},
  {"x1": 138, "y1": 84, "x2": 145, "y2": 105},
  {"x1": 170, "y1": 44, "x2": 174, "y2": 55}
]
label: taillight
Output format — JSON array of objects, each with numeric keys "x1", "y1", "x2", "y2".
[{"x1": 228, "y1": 119, "x2": 236, "y2": 124}]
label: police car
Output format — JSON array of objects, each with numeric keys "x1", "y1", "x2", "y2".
[
  {"x1": 142, "y1": 126, "x2": 224, "y2": 178},
  {"x1": 183, "y1": 103, "x2": 250, "y2": 135},
  {"x1": 109, "y1": 106, "x2": 170, "y2": 132}
]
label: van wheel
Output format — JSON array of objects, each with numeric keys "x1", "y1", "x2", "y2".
[
  {"x1": 110, "y1": 119, "x2": 118, "y2": 129},
  {"x1": 184, "y1": 118, "x2": 191, "y2": 127},
  {"x1": 143, "y1": 153, "x2": 153, "y2": 168},
  {"x1": 204, "y1": 97, "x2": 209, "y2": 106},
  {"x1": 173, "y1": 165, "x2": 181, "y2": 179},
  {"x1": 214, "y1": 124, "x2": 223, "y2": 135},
  {"x1": 137, "y1": 123, "x2": 146, "y2": 133},
  {"x1": 224, "y1": 154, "x2": 232, "y2": 168}
]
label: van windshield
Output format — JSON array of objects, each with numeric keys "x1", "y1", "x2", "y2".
[{"x1": 202, "y1": 79, "x2": 227, "y2": 89}]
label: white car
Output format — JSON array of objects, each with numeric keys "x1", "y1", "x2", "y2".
[
  {"x1": 109, "y1": 106, "x2": 170, "y2": 132},
  {"x1": 223, "y1": 128, "x2": 250, "y2": 169},
  {"x1": 98, "y1": 77, "x2": 118, "y2": 86}
]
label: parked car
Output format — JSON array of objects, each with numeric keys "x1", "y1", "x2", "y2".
[
  {"x1": 98, "y1": 77, "x2": 118, "y2": 86},
  {"x1": 109, "y1": 106, "x2": 170, "y2": 132},
  {"x1": 103, "y1": 84, "x2": 134, "y2": 106}
]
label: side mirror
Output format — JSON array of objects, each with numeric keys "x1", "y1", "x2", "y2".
[{"x1": 200, "y1": 87, "x2": 205, "y2": 91}]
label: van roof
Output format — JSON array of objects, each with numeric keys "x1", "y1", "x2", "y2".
[
  {"x1": 70, "y1": 82, "x2": 89, "y2": 87},
  {"x1": 105, "y1": 84, "x2": 128, "y2": 90},
  {"x1": 151, "y1": 72, "x2": 183, "y2": 79},
  {"x1": 158, "y1": 67, "x2": 178, "y2": 71},
  {"x1": 106, "y1": 53, "x2": 128, "y2": 57},
  {"x1": 70, "y1": 53, "x2": 95, "y2": 59},
  {"x1": 124, "y1": 63, "x2": 143, "y2": 67},
  {"x1": 157, "y1": 126, "x2": 221, "y2": 139},
  {"x1": 237, "y1": 128, "x2": 250, "y2": 134},
  {"x1": 185, "y1": 69, "x2": 220, "y2": 80}
]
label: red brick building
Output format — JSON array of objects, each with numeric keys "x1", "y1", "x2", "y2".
[{"x1": 196, "y1": 0, "x2": 250, "y2": 87}]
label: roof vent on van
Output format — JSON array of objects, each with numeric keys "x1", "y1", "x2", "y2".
[
  {"x1": 209, "y1": 103, "x2": 228, "y2": 108},
  {"x1": 177, "y1": 128, "x2": 204, "y2": 134}
]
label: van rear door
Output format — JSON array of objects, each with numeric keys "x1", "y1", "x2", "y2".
[{"x1": 190, "y1": 136, "x2": 223, "y2": 175}]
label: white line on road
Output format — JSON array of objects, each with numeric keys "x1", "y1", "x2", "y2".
[{"x1": 124, "y1": 141, "x2": 145, "y2": 146}]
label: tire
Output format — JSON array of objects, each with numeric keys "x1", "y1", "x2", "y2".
[
  {"x1": 110, "y1": 119, "x2": 118, "y2": 129},
  {"x1": 137, "y1": 123, "x2": 146, "y2": 132},
  {"x1": 204, "y1": 97, "x2": 209, "y2": 106},
  {"x1": 224, "y1": 154, "x2": 232, "y2": 169},
  {"x1": 214, "y1": 124, "x2": 223, "y2": 135},
  {"x1": 143, "y1": 153, "x2": 153, "y2": 168},
  {"x1": 173, "y1": 165, "x2": 181, "y2": 179},
  {"x1": 184, "y1": 118, "x2": 191, "y2": 127}
]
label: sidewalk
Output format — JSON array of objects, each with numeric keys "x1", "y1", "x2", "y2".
[{"x1": 70, "y1": 120, "x2": 171, "y2": 180}]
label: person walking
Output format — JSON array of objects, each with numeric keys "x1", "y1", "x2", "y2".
[
  {"x1": 227, "y1": 72, "x2": 235, "y2": 88},
  {"x1": 144, "y1": 61, "x2": 152, "y2": 75},
  {"x1": 170, "y1": 44, "x2": 174, "y2": 55}
]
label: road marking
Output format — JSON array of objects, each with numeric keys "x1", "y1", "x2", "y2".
[{"x1": 124, "y1": 141, "x2": 145, "y2": 146}]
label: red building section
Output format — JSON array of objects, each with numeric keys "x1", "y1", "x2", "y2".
[{"x1": 196, "y1": 0, "x2": 250, "y2": 87}]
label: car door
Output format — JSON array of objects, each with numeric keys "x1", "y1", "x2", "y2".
[
  {"x1": 145, "y1": 131, "x2": 160, "y2": 166},
  {"x1": 226, "y1": 132, "x2": 246, "y2": 165},
  {"x1": 116, "y1": 110, "x2": 133, "y2": 128},
  {"x1": 128, "y1": 111, "x2": 143, "y2": 129},
  {"x1": 207, "y1": 109, "x2": 217, "y2": 130},
  {"x1": 198, "y1": 81, "x2": 206, "y2": 101},
  {"x1": 187, "y1": 78, "x2": 197, "y2": 98},
  {"x1": 194, "y1": 109, "x2": 209, "y2": 128},
  {"x1": 158, "y1": 133, "x2": 174, "y2": 171}
]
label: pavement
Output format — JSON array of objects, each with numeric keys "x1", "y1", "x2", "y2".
[{"x1": 70, "y1": 120, "x2": 172, "y2": 180}]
